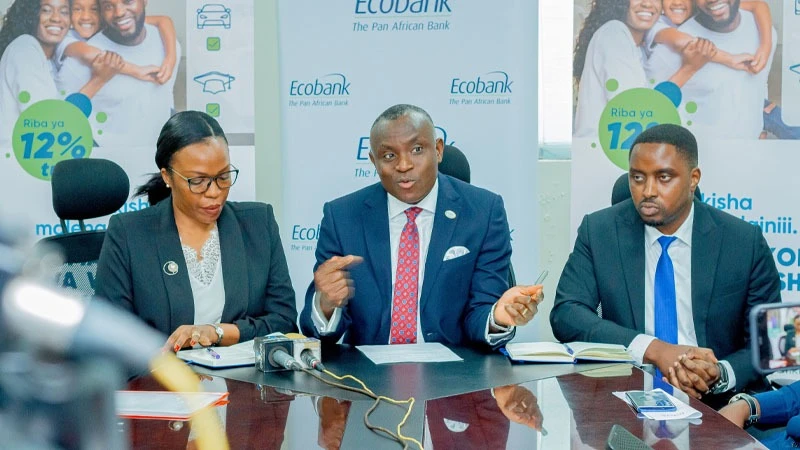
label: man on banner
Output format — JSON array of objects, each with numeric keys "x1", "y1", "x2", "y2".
[
  {"x1": 58, "y1": 0, "x2": 180, "y2": 147},
  {"x1": 551, "y1": 124, "x2": 780, "y2": 403},
  {"x1": 645, "y1": 0, "x2": 776, "y2": 139},
  {"x1": 299, "y1": 104, "x2": 543, "y2": 348}
]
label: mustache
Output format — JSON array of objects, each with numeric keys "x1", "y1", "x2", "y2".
[{"x1": 638, "y1": 198, "x2": 661, "y2": 207}]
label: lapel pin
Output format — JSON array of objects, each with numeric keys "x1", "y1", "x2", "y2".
[
  {"x1": 445, "y1": 210, "x2": 456, "y2": 219},
  {"x1": 163, "y1": 261, "x2": 179, "y2": 276}
]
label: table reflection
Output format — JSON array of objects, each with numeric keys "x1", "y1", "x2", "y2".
[
  {"x1": 126, "y1": 375, "x2": 293, "y2": 450},
  {"x1": 424, "y1": 365, "x2": 762, "y2": 450}
]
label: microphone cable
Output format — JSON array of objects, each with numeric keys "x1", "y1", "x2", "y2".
[{"x1": 299, "y1": 367, "x2": 423, "y2": 450}]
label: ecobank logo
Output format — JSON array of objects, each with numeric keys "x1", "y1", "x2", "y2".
[
  {"x1": 449, "y1": 71, "x2": 513, "y2": 106},
  {"x1": 287, "y1": 73, "x2": 351, "y2": 108},
  {"x1": 354, "y1": 0, "x2": 451, "y2": 15},
  {"x1": 352, "y1": 0, "x2": 452, "y2": 33}
]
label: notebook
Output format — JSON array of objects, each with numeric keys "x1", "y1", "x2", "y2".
[
  {"x1": 504, "y1": 341, "x2": 634, "y2": 364},
  {"x1": 176, "y1": 340, "x2": 255, "y2": 368}
]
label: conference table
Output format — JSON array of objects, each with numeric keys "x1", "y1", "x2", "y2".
[{"x1": 126, "y1": 344, "x2": 766, "y2": 449}]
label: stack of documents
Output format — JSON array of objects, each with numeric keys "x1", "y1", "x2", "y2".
[{"x1": 116, "y1": 391, "x2": 229, "y2": 420}]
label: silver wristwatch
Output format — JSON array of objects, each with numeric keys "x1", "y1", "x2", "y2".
[
  {"x1": 728, "y1": 393, "x2": 759, "y2": 427},
  {"x1": 208, "y1": 324, "x2": 224, "y2": 346},
  {"x1": 709, "y1": 362, "x2": 729, "y2": 394}
]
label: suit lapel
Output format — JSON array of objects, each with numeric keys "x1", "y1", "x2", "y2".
[
  {"x1": 690, "y1": 201, "x2": 719, "y2": 347},
  {"x1": 363, "y1": 187, "x2": 392, "y2": 333},
  {"x1": 616, "y1": 202, "x2": 646, "y2": 332},
  {"x1": 217, "y1": 204, "x2": 248, "y2": 322},
  {"x1": 156, "y1": 200, "x2": 195, "y2": 327},
  {"x1": 420, "y1": 175, "x2": 459, "y2": 306}
]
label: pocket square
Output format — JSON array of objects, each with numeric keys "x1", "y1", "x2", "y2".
[{"x1": 443, "y1": 246, "x2": 470, "y2": 261}]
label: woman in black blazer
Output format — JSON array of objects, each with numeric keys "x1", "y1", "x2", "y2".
[{"x1": 95, "y1": 111, "x2": 297, "y2": 351}]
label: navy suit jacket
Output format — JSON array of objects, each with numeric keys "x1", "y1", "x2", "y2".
[
  {"x1": 95, "y1": 200, "x2": 297, "y2": 341},
  {"x1": 550, "y1": 198, "x2": 780, "y2": 390},
  {"x1": 299, "y1": 174, "x2": 512, "y2": 347}
]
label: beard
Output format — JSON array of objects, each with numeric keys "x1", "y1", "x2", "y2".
[
  {"x1": 102, "y1": 11, "x2": 146, "y2": 45},
  {"x1": 695, "y1": 0, "x2": 741, "y2": 32}
]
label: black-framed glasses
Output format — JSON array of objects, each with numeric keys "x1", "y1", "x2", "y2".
[{"x1": 168, "y1": 165, "x2": 239, "y2": 194}]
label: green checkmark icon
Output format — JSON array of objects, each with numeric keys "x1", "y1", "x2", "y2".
[
  {"x1": 206, "y1": 103, "x2": 220, "y2": 117},
  {"x1": 207, "y1": 37, "x2": 221, "y2": 51}
]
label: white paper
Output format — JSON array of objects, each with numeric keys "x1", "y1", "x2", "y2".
[
  {"x1": 613, "y1": 389, "x2": 703, "y2": 420},
  {"x1": 116, "y1": 391, "x2": 228, "y2": 420},
  {"x1": 356, "y1": 343, "x2": 463, "y2": 365}
]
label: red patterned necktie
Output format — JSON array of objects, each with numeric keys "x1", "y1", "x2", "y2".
[{"x1": 390, "y1": 207, "x2": 422, "y2": 344}]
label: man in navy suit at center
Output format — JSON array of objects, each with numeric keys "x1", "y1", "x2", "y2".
[{"x1": 299, "y1": 104, "x2": 542, "y2": 347}]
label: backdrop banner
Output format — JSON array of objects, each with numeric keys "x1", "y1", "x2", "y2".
[
  {"x1": 0, "y1": 0, "x2": 256, "y2": 243},
  {"x1": 278, "y1": 0, "x2": 541, "y2": 341},
  {"x1": 571, "y1": 0, "x2": 800, "y2": 300}
]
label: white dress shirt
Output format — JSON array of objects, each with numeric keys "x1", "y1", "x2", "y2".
[
  {"x1": 312, "y1": 180, "x2": 511, "y2": 343},
  {"x1": 628, "y1": 204, "x2": 735, "y2": 391}
]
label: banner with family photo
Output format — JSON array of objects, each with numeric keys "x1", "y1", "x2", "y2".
[
  {"x1": 0, "y1": 0, "x2": 256, "y2": 242},
  {"x1": 571, "y1": 0, "x2": 800, "y2": 301},
  {"x1": 277, "y1": 1, "x2": 541, "y2": 341}
]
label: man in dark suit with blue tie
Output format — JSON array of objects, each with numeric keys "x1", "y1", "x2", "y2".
[
  {"x1": 551, "y1": 124, "x2": 780, "y2": 401},
  {"x1": 299, "y1": 104, "x2": 543, "y2": 347}
]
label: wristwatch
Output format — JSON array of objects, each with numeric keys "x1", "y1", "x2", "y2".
[
  {"x1": 709, "y1": 362, "x2": 729, "y2": 394},
  {"x1": 728, "y1": 393, "x2": 759, "y2": 427},
  {"x1": 208, "y1": 324, "x2": 224, "y2": 346}
]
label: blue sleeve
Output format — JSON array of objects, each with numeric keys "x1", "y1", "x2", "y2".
[
  {"x1": 463, "y1": 194, "x2": 512, "y2": 347},
  {"x1": 299, "y1": 202, "x2": 349, "y2": 343},
  {"x1": 756, "y1": 381, "x2": 800, "y2": 426}
]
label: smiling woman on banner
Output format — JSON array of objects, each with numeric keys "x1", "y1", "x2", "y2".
[
  {"x1": 572, "y1": 0, "x2": 715, "y2": 138},
  {"x1": 95, "y1": 110, "x2": 298, "y2": 351},
  {"x1": 0, "y1": 0, "x2": 122, "y2": 143}
]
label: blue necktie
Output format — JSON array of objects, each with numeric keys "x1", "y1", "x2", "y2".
[
  {"x1": 654, "y1": 236, "x2": 678, "y2": 345},
  {"x1": 653, "y1": 236, "x2": 677, "y2": 392}
]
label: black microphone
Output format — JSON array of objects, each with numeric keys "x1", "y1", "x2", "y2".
[
  {"x1": 300, "y1": 349, "x2": 325, "y2": 371},
  {"x1": 300, "y1": 349, "x2": 325, "y2": 372},
  {"x1": 269, "y1": 347, "x2": 302, "y2": 371}
]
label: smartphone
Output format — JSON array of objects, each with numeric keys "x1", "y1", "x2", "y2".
[
  {"x1": 750, "y1": 301, "x2": 800, "y2": 374},
  {"x1": 624, "y1": 390, "x2": 676, "y2": 413},
  {"x1": 606, "y1": 424, "x2": 654, "y2": 450}
]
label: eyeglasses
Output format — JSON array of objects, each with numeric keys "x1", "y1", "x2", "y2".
[{"x1": 168, "y1": 165, "x2": 239, "y2": 194}]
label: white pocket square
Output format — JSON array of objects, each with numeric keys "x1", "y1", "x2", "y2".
[{"x1": 443, "y1": 246, "x2": 470, "y2": 261}]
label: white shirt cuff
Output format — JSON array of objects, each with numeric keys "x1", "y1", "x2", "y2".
[
  {"x1": 486, "y1": 302, "x2": 514, "y2": 344},
  {"x1": 719, "y1": 360, "x2": 736, "y2": 393},
  {"x1": 311, "y1": 291, "x2": 342, "y2": 334},
  {"x1": 628, "y1": 334, "x2": 657, "y2": 365}
]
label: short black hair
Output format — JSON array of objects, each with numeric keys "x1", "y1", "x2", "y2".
[
  {"x1": 370, "y1": 104, "x2": 434, "y2": 133},
  {"x1": 629, "y1": 124, "x2": 698, "y2": 168}
]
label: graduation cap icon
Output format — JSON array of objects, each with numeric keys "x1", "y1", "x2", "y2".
[{"x1": 193, "y1": 71, "x2": 236, "y2": 94}]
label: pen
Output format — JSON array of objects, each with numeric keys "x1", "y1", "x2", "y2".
[
  {"x1": 534, "y1": 270, "x2": 549, "y2": 285},
  {"x1": 206, "y1": 347, "x2": 221, "y2": 359}
]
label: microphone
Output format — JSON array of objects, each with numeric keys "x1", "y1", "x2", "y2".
[
  {"x1": 1, "y1": 278, "x2": 165, "y2": 371},
  {"x1": 300, "y1": 348, "x2": 325, "y2": 371},
  {"x1": 270, "y1": 348, "x2": 302, "y2": 371}
]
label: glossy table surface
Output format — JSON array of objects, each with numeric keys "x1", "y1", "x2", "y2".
[{"x1": 125, "y1": 345, "x2": 766, "y2": 449}]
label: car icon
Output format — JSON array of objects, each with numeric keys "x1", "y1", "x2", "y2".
[{"x1": 197, "y1": 4, "x2": 231, "y2": 29}]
